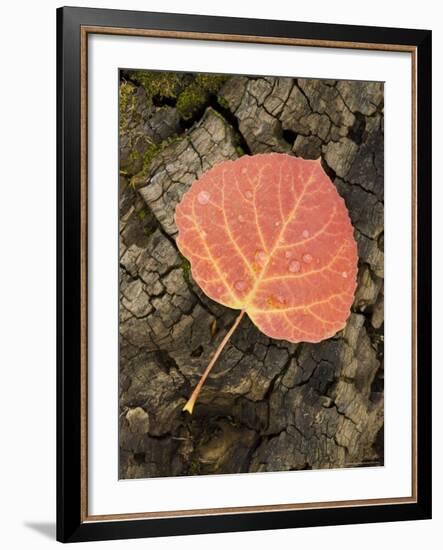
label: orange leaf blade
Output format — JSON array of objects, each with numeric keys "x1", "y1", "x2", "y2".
[{"x1": 175, "y1": 153, "x2": 358, "y2": 343}]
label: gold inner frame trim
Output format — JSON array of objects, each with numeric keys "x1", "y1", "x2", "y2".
[{"x1": 79, "y1": 25, "x2": 418, "y2": 523}]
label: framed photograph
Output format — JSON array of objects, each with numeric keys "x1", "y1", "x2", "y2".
[{"x1": 57, "y1": 6, "x2": 432, "y2": 543}]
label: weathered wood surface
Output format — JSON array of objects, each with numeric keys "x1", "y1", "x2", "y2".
[{"x1": 119, "y1": 73, "x2": 384, "y2": 478}]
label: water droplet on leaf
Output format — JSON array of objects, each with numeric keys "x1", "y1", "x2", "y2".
[
  {"x1": 303, "y1": 253, "x2": 313, "y2": 264},
  {"x1": 288, "y1": 260, "x2": 301, "y2": 273},
  {"x1": 245, "y1": 190, "x2": 253, "y2": 200},
  {"x1": 302, "y1": 229, "x2": 310, "y2": 238},
  {"x1": 254, "y1": 250, "x2": 267, "y2": 264},
  {"x1": 197, "y1": 190, "x2": 210, "y2": 205},
  {"x1": 234, "y1": 280, "x2": 247, "y2": 291}
]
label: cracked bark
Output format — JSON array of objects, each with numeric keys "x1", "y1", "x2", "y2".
[{"x1": 119, "y1": 73, "x2": 384, "y2": 479}]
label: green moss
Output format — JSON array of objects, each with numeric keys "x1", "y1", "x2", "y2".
[
  {"x1": 129, "y1": 134, "x2": 181, "y2": 189},
  {"x1": 129, "y1": 142, "x2": 158, "y2": 188},
  {"x1": 188, "y1": 458, "x2": 201, "y2": 475},
  {"x1": 123, "y1": 149, "x2": 143, "y2": 176},
  {"x1": 195, "y1": 73, "x2": 227, "y2": 94},
  {"x1": 130, "y1": 70, "x2": 181, "y2": 100},
  {"x1": 176, "y1": 82, "x2": 207, "y2": 120},
  {"x1": 141, "y1": 143, "x2": 160, "y2": 170},
  {"x1": 180, "y1": 255, "x2": 192, "y2": 285},
  {"x1": 216, "y1": 95, "x2": 230, "y2": 110},
  {"x1": 126, "y1": 71, "x2": 228, "y2": 122},
  {"x1": 137, "y1": 208, "x2": 149, "y2": 221},
  {"x1": 122, "y1": 71, "x2": 230, "y2": 185},
  {"x1": 128, "y1": 150, "x2": 142, "y2": 164},
  {"x1": 120, "y1": 81, "x2": 136, "y2": 110},
  {"x1": 119, "y1": 81, "x2": 137, "y2": 130},
  {"x1": 177, "y1": 74, "x2": 228, "y2": 120},
  {"x1": 235, "y1": 145, "x2": 245, "y2": 157}
]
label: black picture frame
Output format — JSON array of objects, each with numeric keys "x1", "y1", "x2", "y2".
[{"x1": 57, "y1": 6, "x2": 432, "y2": 543}]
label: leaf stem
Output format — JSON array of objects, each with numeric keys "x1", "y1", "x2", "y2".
[{"x1": 182, "y1": 309, "x2": 246, "y2": 414}]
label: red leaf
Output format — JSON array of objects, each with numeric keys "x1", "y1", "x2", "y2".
[
  {"x1": 175, "y1": 153, "x2": 358, "y2": 412},
  {"x1": 176, "y1": 153, "x2": 357, "y2": 342}
]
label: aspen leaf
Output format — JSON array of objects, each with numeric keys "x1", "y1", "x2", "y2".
[{"x1": 175, "y1": 153, "x2": 358, "y2": 413}]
